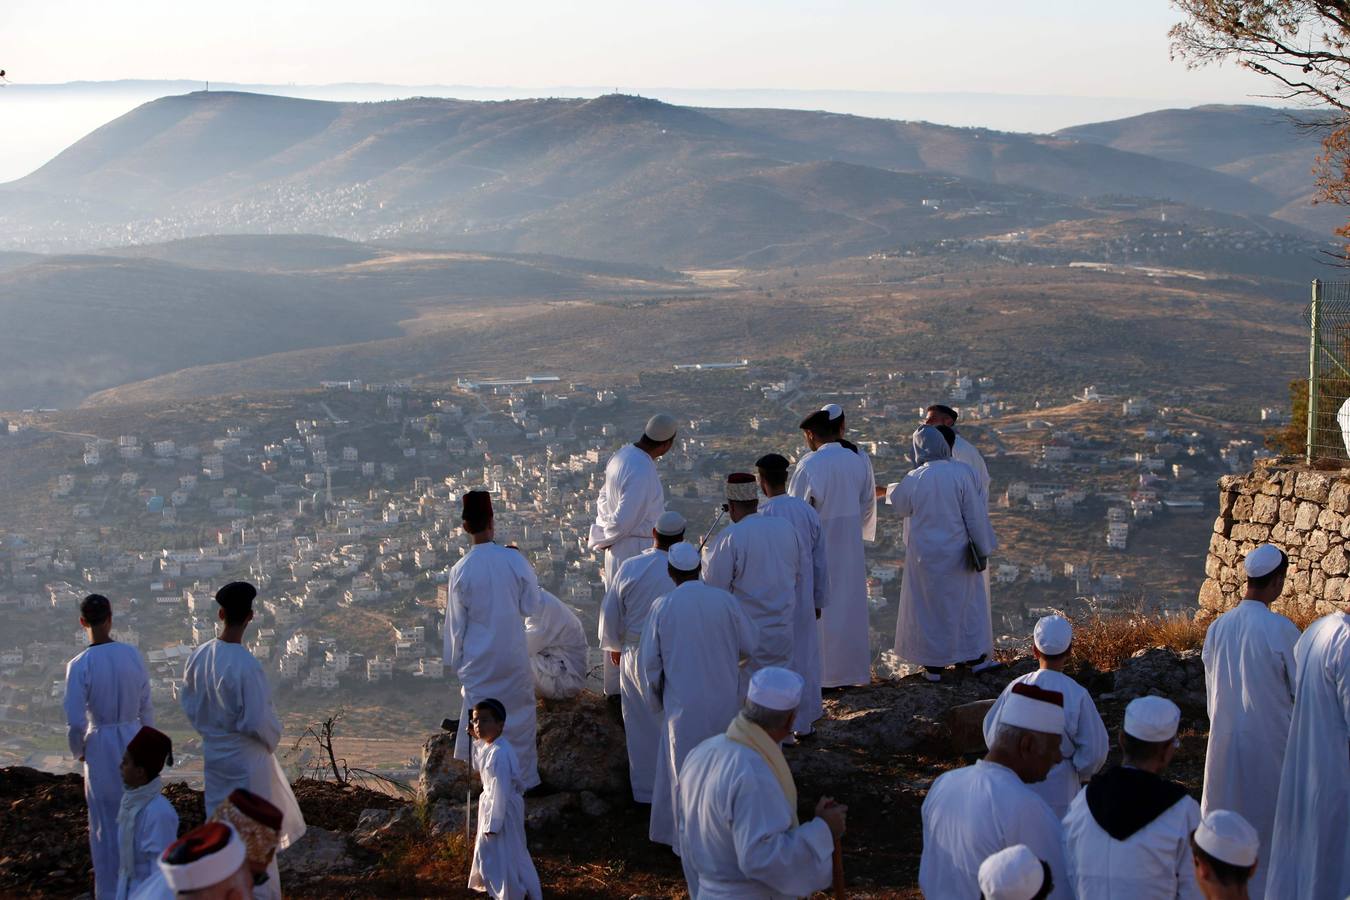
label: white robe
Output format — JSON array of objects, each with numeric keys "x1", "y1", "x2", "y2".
[
  {"x1": 886, "y1": 458, "x2": 996, "y2": 667},
  {"x1": 952, "y1": 432, "x2": 993, "y2": 619},
  {"x1": 1062, "y1": 780, "x2": 1203, "y2": 900},
  {"x1": 982, "y1": 668, "x2": 1109, "y2": 818},
  {"x1": 1200, "y1": 598, "x2": 1299, "y2": 900},
  {"x1": 64, "y1": 641, "x2": 155, "y2": 900},
  {"x1": 919, "y1": 758, "x2": 1070, "y2": 899},
  {"x1": 703, "y1": 511, "x2": 801, "y2": 683},
  {"x1": 444, "y1": 542, "x2": 544, "y2": 790},
  {"x1": 599, "y1": 547, "x2": 672, "y2": 802},
  {"x1": 114, "y1": 793, "x2": 178, "y2": 900},
  {"x1": 589, "y1": 443, "x2": 666, "y2": 693},
  {"x1": 524, "y1": 590, "x2": 589, "y2": 700},
  {"x1": 1266, "y1": 611, "x2": 1350, "y2": 900},
  {"x1": 759, "y1": 494, "x2": 828, "y2": 732},
  {"x1": 787, "y1": 441, "x2": 876, "y2": 687},
  {"x1": 470, "y1": 738, "x2": 542, "y2": 900},
  {"x1": 180, "y1": 640, "x2": 305, "y2": 860},
  {"x1": 640, "y1": 580, "x2": 756, "y2": 848},
  {"x1": 677, "y1": 734, "x2": 834, "y2": 899}
]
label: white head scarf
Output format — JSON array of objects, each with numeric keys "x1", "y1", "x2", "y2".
[{"x1": 911, "y1": 425, "x2": 952, "y2": 467}]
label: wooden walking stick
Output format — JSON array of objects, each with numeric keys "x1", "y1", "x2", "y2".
[{"x1": 832, "y1": 835, "x2": 845, "y2": 898}]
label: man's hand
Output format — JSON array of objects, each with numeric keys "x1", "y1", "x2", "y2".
[
  {"x1": 609, "y1": 651, "x2": 621, "y2": 666},
  {"x1": 874, "y1": 485, "x2": 886, "y2": 499},
  {"x1": 815, "y1": 796, "x2": 847, "y2": 839}
]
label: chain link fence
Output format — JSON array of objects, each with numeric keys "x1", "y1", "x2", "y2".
[{"x1": 1305, "y1": 281, "x2": 1350, "y2": 464}]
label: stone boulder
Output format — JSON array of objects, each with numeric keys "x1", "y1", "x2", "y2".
[
  {"x1": 1110, "y1": 647, "x2": 1206, "y2": 708},
  {"x1": 427, "y1": 799, "x2": 469, "y2": 839},
  {"x1": 943, "y1": 699, "x2": 995, "y2": 756},
  {"x1": 278, "y1": 827, "x2": 359, "y2": 880},
  {"x1": 525, "y1": 792, "x2": 578, "y2": 831},
  {"x1": 352, "y1": 805, "x2": 421, "y2": 853},
  {"x1": 536, "y1": 690, "x2": 629, "y2": 795},
  {"x1": 418, "y1": 732, "x2": 478, "y2": 805}
]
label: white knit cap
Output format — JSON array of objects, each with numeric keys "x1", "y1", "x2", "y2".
[
  {"x1": 667, "y1": 541, "x2": 700, "y2": 572},
  {"x1": 644, "y1": 413, "x2": 678, "y2": 443},
  {"x1": 159, "y1": 822, "x2": 246, "y2": 892},
  {"x1": 821, "y1": 403, "x2": 843, "y2": 420},
  {"x1": 1124, "y1": 695, "x2": 1180, "y2": 742},
  {"x1": 747, "y1": 666, "x2": 804, "y2": 712},
  {"x1": 978, "y1": 845, "x2": 1045, "y2": 900},
  {"x1": 1243, "y1": 544, "x2": 1284, "y2": 578},
  {"x1": 1033, "y1": 615, "x2": 1073, "y2": 656},
  {"x1": 655, "y1": 510, "x2": 687, "y2": 536},
  {"x1": 1195, "y1": 809, "x2": 1259, "y2": 868},
  {"x1": 1000, "y1": 683, "x2": 1065, "y2": 736}
]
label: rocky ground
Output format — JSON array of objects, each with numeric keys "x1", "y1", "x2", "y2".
[{"x1": 0, "y1": 647, "x2": 1208, "y2": 899}]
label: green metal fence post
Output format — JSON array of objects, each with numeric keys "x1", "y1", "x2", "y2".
[{"x1": 1309, "y1": 279, "x2": 1322, "y2": 465}]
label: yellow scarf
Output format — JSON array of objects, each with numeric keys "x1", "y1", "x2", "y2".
[{"x1": 726, "y1": 713, "x2": 798, "y2": 826}]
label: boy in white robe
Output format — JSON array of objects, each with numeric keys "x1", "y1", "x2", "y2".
[
  {"x1": 983, "y1": 615, "x2": 1108, "y2": 817},
  {"x1": 1062, "y1": 696, "x2": 1202, "y2": 900},
  {"x1": 920, "y1": 682, "x2": 1071, "y2": 899},
  {"x1": 640, "y1": 542, "x2": 757, "y2": 849},
  {"x1": 445, "y1": 491, "x2": 544, "y2": 789},
  {"x1": 64, "y1": 593, "x2": 155, "y2": 900},
  {"x1": 755, "y1": 453, "x2": 829, "y2": 736},
  {"x1": 180, "y1": 580, "x2": 305, "y2": 894},
  {"x1": 676, "y1": 667, "x2": 845, "y2": 899},
  {"x1": 1200, "y1": 544, "x2": 1298, "y2": 900},
  {"x1": 115, "y1": 726, "x2": 178, "y2": 900},
  {"x1": 598, "y1": 512, "x2": 683, "y2": 802},
  {"x1": 1266, "y1": 604, "x2": 1350, "y2": 900},
  {"x1": 589, "y1": 414, "x2": 676, "y2": 695},
  {"x1": 469, "y1": 698, "x2": 542, "y2": 900}
]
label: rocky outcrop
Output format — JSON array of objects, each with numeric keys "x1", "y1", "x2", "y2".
[
  {"x1": 536, "y1": 691, "x2": 629, "y2": 795},
  {"x1": 1109, "y1": 647, "x2": 1206, "y2": 707},
  {"x1": 1200, "y1": 461, "x2": 1347, "y2": 624}
]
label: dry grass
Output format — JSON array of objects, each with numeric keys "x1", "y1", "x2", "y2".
[{"x1": 1068, "y1": 605, "x2": 1208, "y2": 673}]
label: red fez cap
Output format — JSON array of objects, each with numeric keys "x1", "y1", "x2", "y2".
[
  {"x1": 461, "y1": 490, "x2": 493, "y2": 519},
  {"x1": 226, "y1": 788, "x2": 284, "y2": 831},
  {"x1": 160, "y1": 822, "x2": 245, "y2": 891},
  {"x1": 727, "y1": 472, "x2": 756, "y2": 484},
  {"x1": 127, "y1": 725, "x2": 173, "y2": 776}
]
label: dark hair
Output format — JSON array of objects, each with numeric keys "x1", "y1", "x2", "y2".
[
  {"x1": 1189, "y1": 832, "x2": 1252, "y2": 886},
  {"x1": 80, "y1": 594, "x2": 111, "y2": 626},
  {"x1": 1121, "y1": 732, "x2": 1173, "y2": 765},
  {"x1": 1247, "y1": 550, "x2": 1289, "y2": 591},
  {"x1": 926, "y1": 404, "x2": 959, "y2": 421},
  {"x1": 473, "y1": 698, "x2": 507, "y2": 724},
  {"x1": 799, "y1": 409, "x2": 842, "y2": 438},
  {"x1": 655, "y1": 530, "x2": 684, "y2": 549},
  {"x1": 755, "y1": 453, "x2": 791, "y2": 487},
  {"x1": 215, "y1": 581, "x2": 256, "y2": 627},
  {"x1": 463, "y1": 513, "x2": 492, "y2": 534},
  {"x1": 935, "y1": 424, "x2": 956, "y2": 449}
]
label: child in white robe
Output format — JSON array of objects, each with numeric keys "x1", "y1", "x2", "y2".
[
  {"x1": 469, "y1": 698, "x2": 542, "y2": 900},
  {"x1": 114, "y1": 726, "x2": 178, "y2": 900}
]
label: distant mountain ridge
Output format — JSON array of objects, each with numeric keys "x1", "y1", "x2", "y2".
[{"x1": 0, "y1": 91, "x2": 1322, "y2": 266}]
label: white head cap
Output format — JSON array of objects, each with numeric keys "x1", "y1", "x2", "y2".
[
  {"x1": 159, "y1": 822, "x2": 247, "y2": 892},
  {"x1": 978, "y1": 845, "x2": 1045, "y2": 900},
  {"x1": 821, "y1": 403, "x2": 843, "y2": 421},
  {"x1": 655, "y1": 510, "x2": 687, "y2": 536},
  {"x1": 1194, "y1": 809, "x2": 1259, "y2": 868},
  {"x1": 1124, "y1": 695, "x2": 1181, "y2": 743},
  {"x1": 1033, "y1": 615, "x2": 1073, "y2": 656},
  {"x1": 1000, "y1": 683, "x2": 1065, "y2": 736},
  {"x1": 747, "y1": 666, "x2": 804, "y2": 712},
  {"x1": 644, "y1": 413, "x2": 678, "y2": 443},
  {"x1": 667, "y1": 541, "x2": 700, "y2": 572},
  {"x1": 1243, "y1": 544, "x2": 1285, "y2": 578}
]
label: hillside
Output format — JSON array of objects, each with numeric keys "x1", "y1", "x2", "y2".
[{"x1": 0, "y1": 91, "x2": 1303, "y2": 264}]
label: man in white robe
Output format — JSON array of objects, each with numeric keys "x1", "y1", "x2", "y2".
[
  {"x1": 64, "y1": 594, "x2": 155, "y2": 900},
  {"x1": 677, "y1": 667, "x2": 846, "y2": 899},
  {"x1": 524, "y1": 588, "x2": 589, "y2": 700},
  {"x1": 703, "y1": 472, "x2": 802, "y2": 687},
  {"x1": 885, "y1": 425, "x2": 997, "y2": 680},
  {"x1": 756, "y1": 453, "x2": 829, "y2": 735},
  {"x1": 983, "y1": 615, "x2": 1109, "y2": 818},
  {"x1": 590, "y1": 413, "x2": 677, "y2": 695},
  {"x1": 1062, "y1": 696, "x2": 1202, "y2": 900},
  {"x1": 1200, "y1": 544, "x2": 1298, "y2": 900},
  {"x1": 1265, "y1": 600, "x2": 1350, "y2": 900},
  {"x1": 444, "y1": 490, "x2": 544, "y2": 789},
  {"x1": 180, "y1": 581, "x2": 305, "y2": 895},
  {"x1": 598, "y1": 511, "x2": 684, "y2": 802},
  {"x1": 920, "y1": 682, "x2": 1071, "y2": 899},
  {"x1": 788, "y1": 404, "x2": 876, "y2": 688},
  {"x1": 640, "y1": 542, "x2": 757, "y2": 849}
]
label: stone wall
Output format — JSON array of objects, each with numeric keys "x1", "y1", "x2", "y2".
[{"x1": 1199, "y1": 461, "x2": 1350, "y2": 624}]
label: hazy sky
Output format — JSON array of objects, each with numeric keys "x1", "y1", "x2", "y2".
[{"x1": 2, "y1": 0, "x2": 1272, "y2": 100}]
